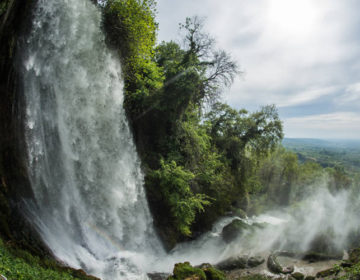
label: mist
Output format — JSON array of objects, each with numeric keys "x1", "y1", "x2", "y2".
[{"x1": 148, "y1": 176, "x2": 360, "y2": 273}]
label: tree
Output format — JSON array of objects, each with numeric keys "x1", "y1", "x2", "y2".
[
  {"x1": 156, "y1": 16, "x2": 239, "y2": 107},
  {"x1": 180, "y1": 16, "x2": 239, "y2": 104},
  {"x1": 148, "y1": 160, "x2": 211, "y2": 236},
  {"x1": 203, "y1": 103, "x2": 283, "y2": 199},
  {"x1": 103, "y1": 0, "x2": 163, "y2": 106},
  {"x1": 204, "y1": 103, "x2": 283, "y2": 162}
]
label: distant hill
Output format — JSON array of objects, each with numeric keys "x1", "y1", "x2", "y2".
[
  {"x1": 283, "y1": 138, "x2": 360, "y2": 149},
  {"x1": 282, "y1": 138, "x2": 360, "y2": 173}
]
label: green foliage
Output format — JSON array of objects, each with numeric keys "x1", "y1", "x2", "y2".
[
  {"x1": 148, "y1": 160, "x2": 211, "y2": 236},
  {"x1": 169, "y1": 262, "x2": 206, "y2": 280},
  {"x1": 103, "y1": 0, "x2": 164, "y2": 116},
  {"x1": 104, "y1": 0, "x2": 157, "y2": 62},
  {"x1": 283, "y1": 138, "x2": 360, "y2": 175},
  {"x1": 326, "y1": 166, "x2": 352, "y2": 191},
  {"x1": 204, "y1": 103, "x2": 283, "y2": 158},
  {"x1": 256, "y1": 148, "x2": 300, "y2": 206},
  {"x1": 249, "y1": 142, "x2": 358, "y2": 214},
  {"x1": 334, "y1": 248, "x2": 360, "y2": 279},
  {"x1": 102, "y1": 3, "x2": 284, "y2": 242},
  {"x1": 176, "y1": 111, "x2": 235, "y2": 227},
  {"x1": 0, "y1": 238, "x2": 95, "y2": 280},
  {"x1": 154, "y1": 41, "x2": 204, "y2": 120},
  {"x1": 340, "y1": 262, "x2": 360, "y2": 279},
  {"x1": 283, "y1": 138, "x2": 360, "y2": 194},
  {"x1": 203, "y1": 102, "x2": 283, "y2": 199}
]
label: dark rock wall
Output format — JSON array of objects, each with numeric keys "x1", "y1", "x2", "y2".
[{"x1": 0, "y1": 0, "x2": 48, "y2": 254}]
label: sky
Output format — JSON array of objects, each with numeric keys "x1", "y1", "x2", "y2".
[{"x1": 155, "y1": 0, "x2": 360, "y2": 139}]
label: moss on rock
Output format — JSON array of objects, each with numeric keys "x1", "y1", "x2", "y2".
[
  {"x1": 168, "y1": 262, "x2": 206, "y2": 280},
  {"x1": 349, "y1": 248, "x2": 360, "y2": 264},
  {"x1": 291, "y1": 272, "x2": 304, "y2": 280},
  {"x1": 168, "y1": 262, "x2": 226, "y2": 280},
  {"x1": 315, "y1": 267, "x2": 338, "y2": 278},
  {"x1": 221, "y1": 219, "x2": 251, "y2": 243}
]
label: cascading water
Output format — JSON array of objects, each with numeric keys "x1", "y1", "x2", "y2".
[{"x1": 22, "y1": 0, "x2": 164, "y2": 279}]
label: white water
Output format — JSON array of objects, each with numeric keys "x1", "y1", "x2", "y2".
[
  {"x1": 164, "y1": 186, "x2": 360, "y2": 269},
  {"x1": 21, "y1": 1, "x2": 360, "y2": 279},
  {"x1": 22, "y1": 0, "x2": 164, "y2": 279}
]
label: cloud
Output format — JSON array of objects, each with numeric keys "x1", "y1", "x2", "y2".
[
  {"x1": 284, "y1": 112, "x2": 360, "y2": 139},
  {"x1": 336, "y1": 83, "x2": 360, "y2": 105},
  {"x1": 276, "y1": 86, "x2": 339, "y2": 107},
  {"x1": 226, "y1": 84, "x2": 340, "y2": 112},
  {"x1": 156, "y1": 0, "x2": 360, "y2": 139}
]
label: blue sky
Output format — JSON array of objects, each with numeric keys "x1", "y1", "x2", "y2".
[{"x1": 155, "y1": 0, "x2": 360, "y2": 139}]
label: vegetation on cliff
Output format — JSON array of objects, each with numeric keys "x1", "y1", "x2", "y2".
[
  {"x1": 101, "y1": 0, "x2": 284, "y2": 246},
  {"x1": 100, "y1": 0, "x2": 360, "y2": 249}
]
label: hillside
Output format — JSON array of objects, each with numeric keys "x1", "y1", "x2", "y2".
[{"x1": 283, "y1": 138, "x2": 360, "y2": 174}]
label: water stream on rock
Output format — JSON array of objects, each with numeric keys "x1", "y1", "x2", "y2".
[{"x1": 21, "y1": 0, "x2": 360, "y2": 279}]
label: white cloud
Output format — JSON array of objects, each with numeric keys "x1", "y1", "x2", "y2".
[
  {"x1": 156, "y1": 0, "x2": 360, "y2": 138},
  {"x1": 336, "y1": 83, "x2": 360, "y2": 105},
  {"x1": 226, "y1": 83, "x2": 339, "y2": 109},
  {"x1": 276, "y1": 86, "x2": 339, "y2": 107},
  {"x1": 284, "y1": 112, "x2": 360, "y2": 139}
]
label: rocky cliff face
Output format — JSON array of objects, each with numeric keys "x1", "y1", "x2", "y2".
[{"x1": 0, "y1": 0, "x2": 48, "y2": 254}]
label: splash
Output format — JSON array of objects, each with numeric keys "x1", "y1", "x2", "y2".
[{"x1": 163, "y1": 185, "x2": 360, "y2": 270}]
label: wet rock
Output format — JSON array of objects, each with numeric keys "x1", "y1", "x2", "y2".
[
  {"x1": 291, "y1": 272, "x2": 305, "y2": 280},
  {"x1": 267, "y1": 254, "x2": 283, "y2": 274},
  {"x1": 276, "y1": 251, "x2": 297, "y2": 258},
  {"x1": 304, "y1": 277, "x2": 315, "y2": 280},
  {"x1": 282, "y1": 266, "x2": 295, "y2": 274},
  {"x1": 267, "y1": 254, "x2": 294, "y2": 274},
  {"x1": 248, "y1": 256, "x2": 265, "y2": 267},
  {"x1": 197, "y1": 263, "x2": 212, "y2": 270},
  {"x1": 201, "y1": 264, "x2": 226, "y2": 280},
  {"x1": 216, "y1": 256, "x2": 248, "y2": 270},
  {"x1": 340, "y1": 261, "x2": 353, "y2": 268},
  {"x1": 147, "y1": 272, "x2": 170, "y2": 280},
  {"x1": 252, "y1": 222, "x2": 268, "y2": 230},
  {"x1": 236, "y1": 209, "x2": 247, "y2": 219},
  {"x1": 215, "y1": 255, "x2": 265, "y2": 271},
  {"x1": 221, "y1": 219, "x2": 251, "y2": 243},
  {"x1": 301, "y1": 252, "x2": 342, "y2": 262}
]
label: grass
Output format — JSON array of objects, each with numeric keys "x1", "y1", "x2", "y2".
[{"x1": 0, "y1": 237, "x2": 97, "y2": 280}]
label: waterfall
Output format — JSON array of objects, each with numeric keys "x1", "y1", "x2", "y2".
[
  {"x1": 22, "y1": 0, "x2": 164, "y2": 279},
  {"x1": 20, "y1": 1, "x2": 360, "y2": 279}
]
